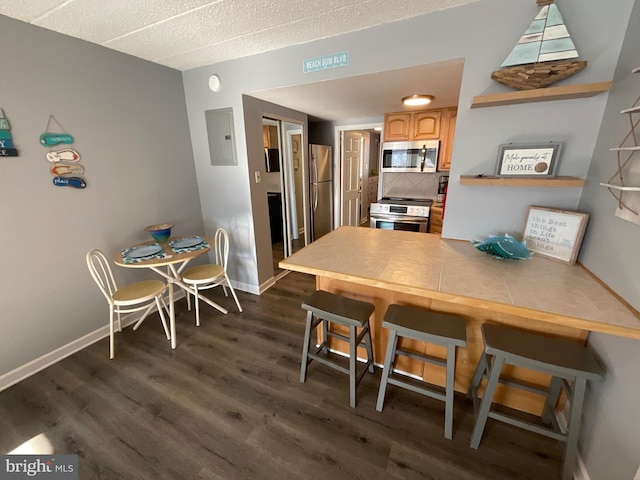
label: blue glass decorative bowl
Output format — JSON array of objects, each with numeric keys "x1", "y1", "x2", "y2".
[
  {"x1": 144, "y1": 223, "x2": 173, "y2": 243},
  {"x1": 472, "y1": 234, "x2": 531, "y2": 260}
]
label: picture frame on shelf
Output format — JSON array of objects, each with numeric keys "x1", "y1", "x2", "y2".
[
  {"x1": 522, "y1": 206, "x2": 589, "y2": 265},
  {"x1": 495, "y1": 142, "x2": 562, "y2": 177}
]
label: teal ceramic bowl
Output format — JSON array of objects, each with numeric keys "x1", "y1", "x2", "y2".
[
  {"x1": 144, "y1": 223, "x2": 173, "y2": 243},
  {"x1": 472, "y1": 234, "x2": 531, "y2": 260}
]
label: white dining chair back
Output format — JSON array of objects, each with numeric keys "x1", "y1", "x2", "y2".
[
  {"x1": 182, "y1": 228, "x2": 242, "y2": 326},
  {"x1": 214, "y1": 227, "x2": 228, "y2": 271},
  {"x1": 86, "y1": 249, "x2": 171, "y2": 359}
]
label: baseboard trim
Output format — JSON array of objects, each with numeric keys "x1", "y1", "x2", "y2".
[
  {"x1": 0, "y1": 324, "x2": 109, "y2": 393},
  {"x1": 574, "y1": 455, "x2": 590, "y2": 480},
  {"x1": 557, "y1": 407, "x2": 590, "y2": 480},
  {"x1": 0, "y1": 290, "x2": 186, "y2": 393},
  {"x1": 232, "y1": 279, "x2": 260, "y2": 295},
  {"x1": 258, "y1": 276, "x2": 277, "y2": 294}
]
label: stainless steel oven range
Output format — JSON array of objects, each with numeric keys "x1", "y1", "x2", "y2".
[{"x1": 369, "y1": 198, "x2": 432, "y2": 233}]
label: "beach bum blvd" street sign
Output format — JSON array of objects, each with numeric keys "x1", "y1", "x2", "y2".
[{"x1": 303, "y1": 52, "x2": 349, "y2": 73}]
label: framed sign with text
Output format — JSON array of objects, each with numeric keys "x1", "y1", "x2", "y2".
[
  {"x1": 495, "y1": 142, "x2": 562, "y2": 177},
  {"x1": 522, "y1": 206, "x2": 589, "y2": 264}
]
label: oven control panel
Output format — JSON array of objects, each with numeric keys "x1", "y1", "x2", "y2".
[{"x1": 370, "y1": 203, "x2": 430, "y2": 218}]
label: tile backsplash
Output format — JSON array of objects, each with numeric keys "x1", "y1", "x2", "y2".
[{"x1": 382, "y1": 172, "x2": 445, "y2": 199}]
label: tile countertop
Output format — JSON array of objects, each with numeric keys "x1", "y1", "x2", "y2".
[{"x1": 279, "y1": 226, "x2": 640, "y2": 339}]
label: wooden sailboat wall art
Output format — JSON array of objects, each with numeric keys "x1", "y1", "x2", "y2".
[{"x1": 491, "y1": 0, "x2": 587, "y2": 90}]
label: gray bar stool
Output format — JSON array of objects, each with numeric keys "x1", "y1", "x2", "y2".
[
  {"x1": 468, "y1": 323, "x2": 605, "y2": 480},
  {"x1": 376, "y1": 304, "x2": 467, "y2": 440},
  {"x1": 300, "y1": 290, "x2": 375, "y2": 408}
]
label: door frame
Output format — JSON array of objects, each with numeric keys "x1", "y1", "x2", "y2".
[
  {"x1": 334, "y1": 122, "x2": 383, "y2": 228},
  {"x1": 285, "y1": 128, "x2": 304, "y2": 240},
  {"x1": 262, "y1": 114, "x2": 308, "y2": 279}
]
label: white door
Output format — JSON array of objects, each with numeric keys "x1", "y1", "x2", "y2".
[{"x1": 341, "y1": 131, "x2": 363, "y2": 226}]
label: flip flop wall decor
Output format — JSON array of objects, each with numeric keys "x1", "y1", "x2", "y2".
[
  {"x1": 50, "y1": 164, "x2": 84, "y2": 176},
  {"x1": 41, "y1": 116, "x2": 85, "y2": 188},
  {"x1": 46, "y1": 149, "x2": 80, "y2": 163},
  {"x1": 53, "y1": 176, "x2": 86, "y2": 189},
  {"x1": 40, "y1": 133, "x2": 74, "y2": 146}
]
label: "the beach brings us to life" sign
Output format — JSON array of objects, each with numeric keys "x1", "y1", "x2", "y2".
[{"x1": 522, "y1": 206, "x2": 589, "y2": 264}]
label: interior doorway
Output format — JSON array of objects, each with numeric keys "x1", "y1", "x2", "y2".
[
  {"x1": 335, "y1": 123, "x2": 382, "y2": 228},
  {"x1": 263, "y1": 116, "x2": 306, "y2": 278}
]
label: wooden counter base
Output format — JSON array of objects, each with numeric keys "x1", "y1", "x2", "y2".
[
  {"x1": 280, "y1": 228, "x2": 639, "y2": 415},
  {"x1": 317, "y1": 276, "x2": 587, "y2": 416}
]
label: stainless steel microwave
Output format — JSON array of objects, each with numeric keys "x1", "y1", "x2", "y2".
[{"x1": 381, "y1": 140, "x2": 439, "y2": 173}]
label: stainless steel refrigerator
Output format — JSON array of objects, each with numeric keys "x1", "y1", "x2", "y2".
[{"x1": 309, "y1": 144, "x2": 333, "y2": 241}]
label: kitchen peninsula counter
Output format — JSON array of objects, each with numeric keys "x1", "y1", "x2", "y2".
[{"x1": 280, "y1": 226, "x2": 640, "y2": 414}]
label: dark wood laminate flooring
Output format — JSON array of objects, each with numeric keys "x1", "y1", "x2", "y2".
[
  {"x1": 273, "y1": 237, "x2": 304, "y2": 275},
  {"x1": 0, "y1": 272, "x2": 563, "y2": 479}
]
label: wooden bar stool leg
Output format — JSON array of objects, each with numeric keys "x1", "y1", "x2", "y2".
[
  {"x1": 444, "y1": 344, "x2": 456, "y2": 440},
  {"x1": 563, "y1": 377, "x2": 587, "y2": 480},
  {"x1": 349, "y1": 325, "x2": 357, "y2": 408},
  {"x1": 364, "y1": 322, "x2": 375, "y2": 373},
  {"x1": 470, "y1": 355, "x2": 505, "y2": 449},
  {"x1": 300, "y1": 311, "x2": 314, "y2": 383},
  {"x1": 376, "y1": 330, "x2": 398, "y2": 412}
]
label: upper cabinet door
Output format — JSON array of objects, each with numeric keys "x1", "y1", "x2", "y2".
[
  {"x1": 438, "y1": 108, "x2": 457, "y2": 171},
  {"x1": 384, "y1": 113, "x2": 411, "y2": 141},
  {"x1": 412, "y1": 110, "x2": 442, "y2": 140}
]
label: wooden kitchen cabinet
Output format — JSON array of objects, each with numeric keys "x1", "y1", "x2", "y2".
[
  {"x1": 383, "y1": 113, "x2": 412, "y2": 141},
  {"x1": 367, "y1": 176, "x2": 379, "y2": 204},
  {"x1": 413, "y1": 110, "x2": 441, "y2": 139},
  {"x1": 438, "y1": 107, "x2": 457, "y2": 171},
  {"x1": 429, "y1": 202, "x2": 444, "y2": 234},
  {"x1": 383, "y1": 109, "x2": 442, "y2": 142}
]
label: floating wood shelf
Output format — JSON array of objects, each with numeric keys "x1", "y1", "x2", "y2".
[
  {"x1": 470, "y1": 81, "x2": 613, "y2": 108},
  {"x1": 460, "y1": 175, "x2": 586, "y2": 187}
]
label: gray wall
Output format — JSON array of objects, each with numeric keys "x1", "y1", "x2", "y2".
[
  {"x1": 577, "y1": 1, "x2": 640, "y2": 477},
  {"x1": 0, "y1": 15, "x2": 203, "y2": 376},
  {"x1": 180, "y1": 1, "x2": 640, "y2": 478},
  {"x1": 182, "y1": 0, "x2": 635, "y2": 293},
  {"x1": 242, "y1": 96, "x2": 308, "y2": 286},
  {"x1": 2, "y1": 0, "x2": 638, "y2": 475}
]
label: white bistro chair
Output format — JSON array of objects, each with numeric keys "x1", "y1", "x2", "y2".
[
  {"x1": 182, "y1": 228, "x2": 242, "y2": 326},
  {"x1": 86, "y1": 249, "x2": 171, "y2": 359}
]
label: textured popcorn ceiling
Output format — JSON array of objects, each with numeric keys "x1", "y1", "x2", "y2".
[{"x1": 0, "y1": 0, "x2": 479, "y2": 71}]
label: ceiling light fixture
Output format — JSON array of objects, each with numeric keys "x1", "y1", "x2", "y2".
[{"x1": 402, "y1": 94, "x2": 434, "y2": 106}]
